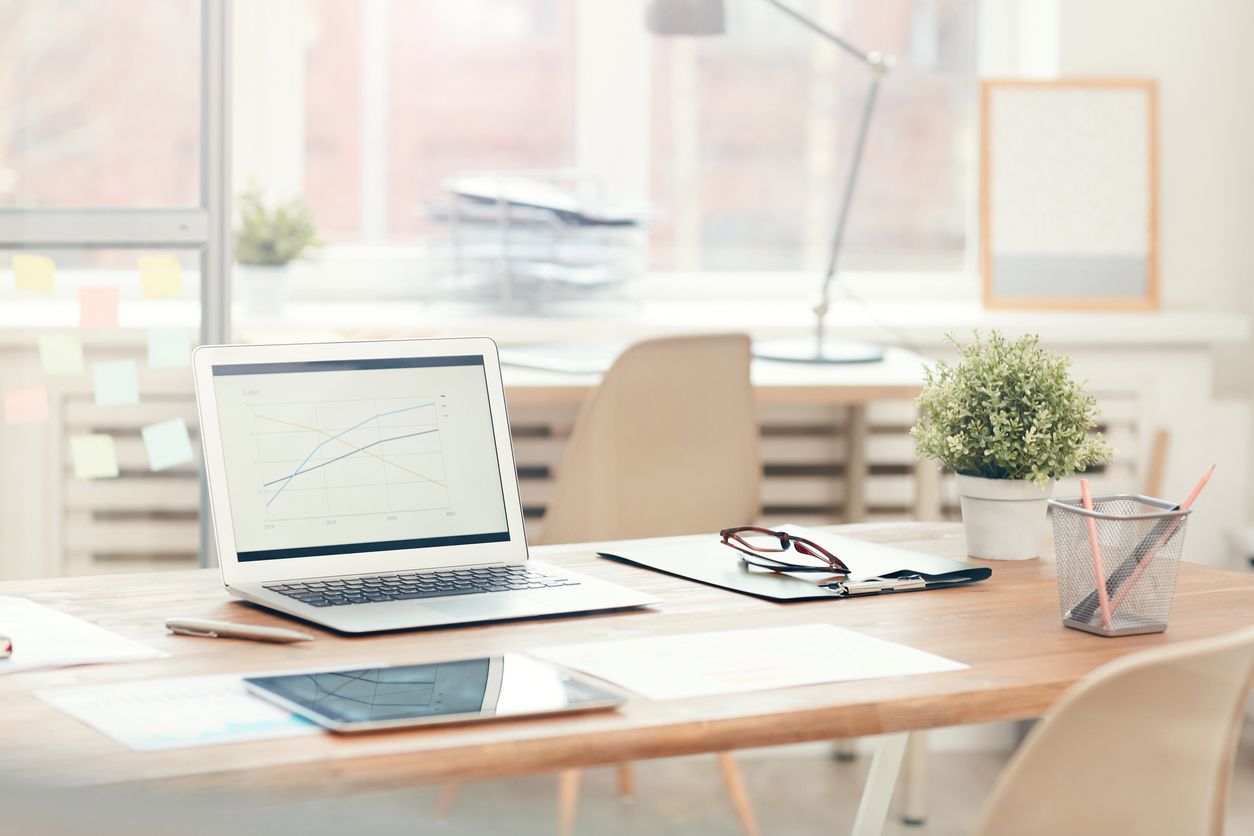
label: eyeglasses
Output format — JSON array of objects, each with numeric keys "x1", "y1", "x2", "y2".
[{"x1": 719, "y1": 526, "x2": 851, "y2": 577}]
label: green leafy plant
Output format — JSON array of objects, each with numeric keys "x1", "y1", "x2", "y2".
[
  {"x1": 911, "y1": 331, "x2": 1112, "y2": 486},
  {"x1": 234, "y1": 186, "x2": 322, "y2": 266}
]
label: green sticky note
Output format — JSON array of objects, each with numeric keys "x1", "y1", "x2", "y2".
[
  {"x1": 139, "y1": 255, "x2": 183, "y2": 299},
  {"x1": 38, "y1": 333, "x2": 84, "y2": 375},
  {"x1": 141, "y1": 418, "x2": 194, "y2": 472},
  {"x1": 93, "y1": 360, "x2": 140, "y2": 406},
  {"x1": 14, "y1": 254, "x2": 55, "y2": 294},
  {"x1": 70, "y1": 434, "x2": 119, "y2": 479},
  {"x1": 147, "y1": 328, "x2": 192, "y2": 368}
]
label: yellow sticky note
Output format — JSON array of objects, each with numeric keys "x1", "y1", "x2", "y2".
[
  {"x1": 70, "y1": 434, "x2": 119, "y2": 479},
  {"x1": 93, "y1": 359, "x2": 140, "y2": 406},
  {"x1": 139, "y1": 255, "x2": 183, "y2": 299},
  {"x1": 13, "y1": 254, "x2": 55, "y2": 294},
  {"x1": 4, "y1": 387, "x2": 49, "y2": 425},
  {"x1": 141, "y1": 418, "x2": 194, "y2": 471},
  {"x1": 147, "y1": 328, "x2": 193, "y2": 368},
  {"x1": 38, "y1": 333, "x2": 84, "y2": 375},
  {"x1": 79, "y1": 286, "x2": 120, "y2": 328}
]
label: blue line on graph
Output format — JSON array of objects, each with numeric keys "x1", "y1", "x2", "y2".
[
  {"x1": 262, "y1": 428, "x2": 439, "y2": 489},
  {"x1": 262, "y1": 402, "x2": 435, "y2": 507}
]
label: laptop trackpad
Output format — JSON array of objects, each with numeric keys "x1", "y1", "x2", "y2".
[{"x1": 425, "y1": 596, "x2": 544, "y2": 619}]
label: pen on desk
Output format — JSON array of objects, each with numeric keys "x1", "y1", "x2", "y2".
[{"x1": 165, "y1": 618, "x2": 314, "y2": 644}]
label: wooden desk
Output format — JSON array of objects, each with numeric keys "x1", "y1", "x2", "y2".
[{"x1": 3, "y1": 523, "x2": 1252, "y2": 832}]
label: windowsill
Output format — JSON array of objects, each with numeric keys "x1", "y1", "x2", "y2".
[{"x1": 0, "y1": 267, "x2": 1247, "y2": 349}]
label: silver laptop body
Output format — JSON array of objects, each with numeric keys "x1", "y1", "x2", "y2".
[{"x1": 192, "y1": 337, "x2": 657, "y2": 633}]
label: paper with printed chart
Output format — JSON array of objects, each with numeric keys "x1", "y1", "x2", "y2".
[
  {"x1": 37, "y1": 673, "x2": 320, "y2": 751},
  {"x1": 530, "y1": 623, "x2": 967, "y2": 701}
]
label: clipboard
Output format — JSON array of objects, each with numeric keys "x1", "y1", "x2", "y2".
[{"x1": 598, "y1": 525, "x2": 990, "y2": 602}]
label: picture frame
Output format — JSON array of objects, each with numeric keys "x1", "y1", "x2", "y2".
[{"x1": 980, "y1": 79, "x2": 1159, "y2": 310}]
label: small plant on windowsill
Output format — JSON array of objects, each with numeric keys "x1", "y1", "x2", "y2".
[
  {"x1": 911, "y1": 331, "x2": 1113, "y2": 560},
  {"x1": 234, "y1": 185, "x2": 322, "y2": 315}
]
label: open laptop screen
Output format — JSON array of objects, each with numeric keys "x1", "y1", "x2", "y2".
[{"x1": 209, "y1": 355, "x2": 510, "y2": 562}]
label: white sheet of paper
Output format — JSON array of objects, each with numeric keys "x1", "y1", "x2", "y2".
[
  {"x1": 530, "y1": 623, "x2": 967, "y2": 701},
  {"x1": 0, "y1": 596, "x2": 165, "y2": 675},
  {"x1": 37, "y1": 673, "x2": 320, "y2": 751}
]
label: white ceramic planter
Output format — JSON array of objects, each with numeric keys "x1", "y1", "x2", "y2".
[
  {"x1": 956, "y1": 474, "x2": 1054, "y2": 560},
  {"x1": 235, "y1": 264, "x2": 289, "y2": 316}
]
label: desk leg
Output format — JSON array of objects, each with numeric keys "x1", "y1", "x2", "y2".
[
  {"x1": 845, "y1": 404, "x2": 869, "y2": 522},
  {"x1": 850, "y1": 732, "x2": 909, "y2": 836},
  {"x1": 901, "y1": 731, "x2": 928, "y2": 826}
]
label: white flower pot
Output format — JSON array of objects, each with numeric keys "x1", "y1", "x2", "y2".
[
  {"x1": 956, "y1": 474, "x2": 1054, "y2": 560},
  {"x1": 235, "y1": 264, "x2": 289, "y2": 316}
]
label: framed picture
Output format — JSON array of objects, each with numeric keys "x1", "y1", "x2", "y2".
[{"x1": 980, "y1": 79, "x2": 1158, "y2": 310}]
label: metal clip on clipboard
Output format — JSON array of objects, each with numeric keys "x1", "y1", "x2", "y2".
[{"x1": 826, "y1": 575, "x2": 929, "y2": 597}]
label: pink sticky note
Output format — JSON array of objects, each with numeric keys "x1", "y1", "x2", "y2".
[
  {"x1": 79, "y1": 286, "x2": 120, "y2": 328},
  {"x1": 4, "y1": 387, "x2": 49, "y2": 425}
]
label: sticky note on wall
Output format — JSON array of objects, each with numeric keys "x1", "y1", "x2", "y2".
[
  {"x1": 79, "y1": 286, "x2": 120, "y2": 328},
  {"x1": 14, "y1": 254, "x2": 55, "y2": 294},
  {"x1": 139, "y1": 255, "x2": 183, "y2": 299},
  {"x1": 70, "y1": 434, "x2": 119, "y2": 479},
  {"x1": 38, "y1": 334, "x2": 84, "y2": 375},
  {"x1": 4, "y1": 387, "x2": 49, "y2": 425},
  {"x1": 93, "y1": 360, "x2": 140, "y2": 406},
  {"x1": 147, "y1": 328, "x2": 192, "y2": 368},
  {"x1": 141, "y1": 418, "x2": 194, "y2": 471}
]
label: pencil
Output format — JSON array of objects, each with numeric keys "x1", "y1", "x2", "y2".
[
  {"x1": 1107, "y1": 465, "x2": 1214, "y2": 615},
  {"x1": 1080, "y1": 479, "x2": 1113, "y2": 630}
]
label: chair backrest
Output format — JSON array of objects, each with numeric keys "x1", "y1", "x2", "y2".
[
  {"x1": 537, "y1": 334, "x2": 761, "y2": 545},
  {"x1": 975, "y1": 626, "x2": 1254, "y2": 836}
]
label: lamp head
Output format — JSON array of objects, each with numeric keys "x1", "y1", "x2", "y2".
[{"x1": 645, "y1": 0, "x2": 727, "y2": 36}]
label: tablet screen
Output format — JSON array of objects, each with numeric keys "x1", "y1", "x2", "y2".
[{"x1": 245, "y1": 655, "x2": 623, "y2": 728}]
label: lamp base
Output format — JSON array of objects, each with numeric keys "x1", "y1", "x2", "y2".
[{"x1": 753, "y1": 339, "x2": 885, "y2": 364}]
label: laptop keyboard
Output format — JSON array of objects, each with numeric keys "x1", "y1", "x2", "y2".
[{"x1": 263, "y1": 565, "x2": 579, "y2": 608}]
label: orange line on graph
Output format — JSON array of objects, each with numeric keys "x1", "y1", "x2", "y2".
[{"x1": 252, "y1": 412, "x2": 448, "y2": 489}]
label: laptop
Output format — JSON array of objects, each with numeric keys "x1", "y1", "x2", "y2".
[{"x1": 192, "y1": 337, "x2": 659, "y2": 633}]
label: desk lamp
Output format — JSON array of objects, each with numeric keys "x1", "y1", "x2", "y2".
[{"x1": 646, "y1": 0, "x2": 892, "y2": 364}]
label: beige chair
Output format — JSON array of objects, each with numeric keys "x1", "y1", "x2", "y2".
[
  {"x1": 538, "y1": 332, "x2": 760, "y2": 544},
  {"x1": 975, "y1": 626, "x2": 1254, "y2": 836}
]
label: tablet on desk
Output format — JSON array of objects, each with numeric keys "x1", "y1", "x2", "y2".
[{"x1": 244, "y1": 655, "x2": 626, "y2": 733}]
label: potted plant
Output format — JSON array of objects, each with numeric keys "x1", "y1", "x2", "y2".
[
  {"x1": 234, "y1": 185, "x2": 322, "y2": 315},
  {"x1": 911, "y1": 331, "x2": 1112, "y2": 560}
]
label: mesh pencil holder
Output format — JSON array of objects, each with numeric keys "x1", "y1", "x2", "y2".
[{"x1": 1048, "y1": 494, "x2": 1191, "y2": 637}]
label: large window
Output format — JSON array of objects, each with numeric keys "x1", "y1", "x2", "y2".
[{"x1": 233, "y1": 0, "x2": 975, "y2": 304}]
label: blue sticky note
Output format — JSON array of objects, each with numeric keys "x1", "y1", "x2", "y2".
[
  {"x1": 147, "y1": 328, "x2": 192, "y2": 369},
  {"x1": 93, "y1": 360, "x2": 140, "y2": 406},
  {"x1": 141, "y1": 418, "x2": 194, "y2": 471}
]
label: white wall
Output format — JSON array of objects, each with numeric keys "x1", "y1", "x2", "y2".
[{"x1": 1058, "y1": 0, "x2": 1254, "y2": 526}]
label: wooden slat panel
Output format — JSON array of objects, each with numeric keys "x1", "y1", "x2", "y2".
[
  {"x1": 65, "y1": 401, "x2": 199, "y2": 431},
  {"x1": 759, "y1": 436, "x2": 850, "y2": 465},
  {"x1": 65, "y1": 479, "x2": 199, "y2": 512},
  {"x1": 64, "y1": 518, "x2": 199, "y2": 554},
  {"x1": 111, "y1": 438, "x2": 201, "y2": 472}
]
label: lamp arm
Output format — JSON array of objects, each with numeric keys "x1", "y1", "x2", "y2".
[
  {"x1": 759, "y1": 0, "x2": 879, "y2": 67},
  {"x1": 814, "y1": 71, "x2": 882, "y2": 348}
]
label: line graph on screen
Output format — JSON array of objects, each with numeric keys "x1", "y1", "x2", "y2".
[{"x1": 250, "y1": 397, "x2": 450, "y2": 522}]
